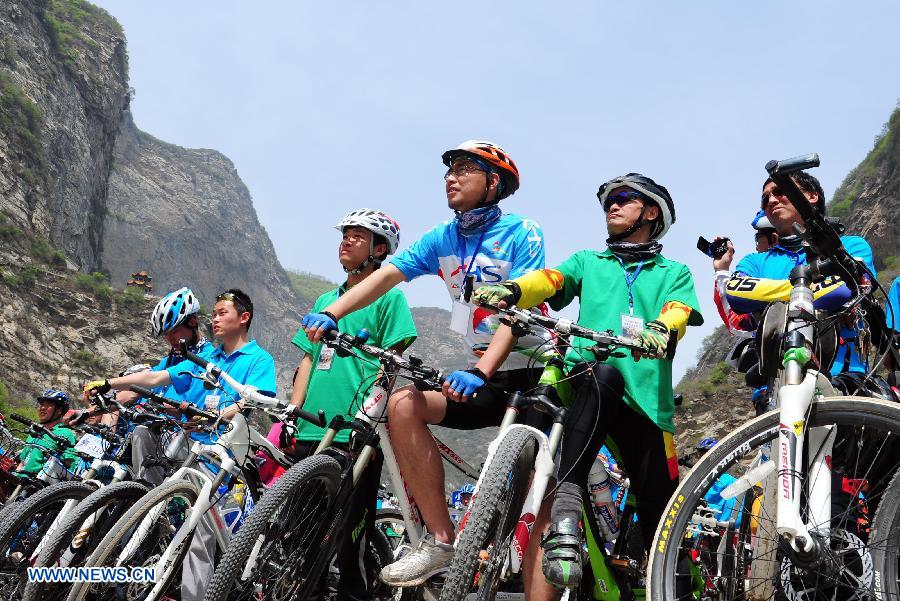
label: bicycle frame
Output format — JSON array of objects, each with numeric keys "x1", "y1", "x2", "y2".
[{"x1": 115, "y1": 412, "x2": 282, "y2": 601}]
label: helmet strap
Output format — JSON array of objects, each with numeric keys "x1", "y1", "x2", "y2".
[
  {"x1": 343, "y1": 235, "x2": 377, "y2": 276},
  {"x1": 607, "y1": 204, "x2": 648, "y2": 243}
]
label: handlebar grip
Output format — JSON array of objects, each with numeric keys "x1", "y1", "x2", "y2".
[
  {"x1": 765, "y1": 153, "x2": 820, "y2": 175},
  {"x1": 289, "y1": 405, "x2": 327, "y2": 428},
  {"x1": 178, "y1": 342, "x2": 212, "y2": 370},
  {"x1": 10, "y1": 413, "x2": 34, "y2": 427}
]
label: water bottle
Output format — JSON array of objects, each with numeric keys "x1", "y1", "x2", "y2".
[{"x1": 588, "y1": 457, "x2": 619, "y2": 542}]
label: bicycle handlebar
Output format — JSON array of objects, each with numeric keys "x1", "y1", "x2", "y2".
[
  {"x1": 764, "y1": 154, "x2": 866, "y2": 284},
  {"x1": 479, "y1": 303, "x2": 646, "y2": 353},
  {"x1": 10, "y1": 413, "x2": 72, "y2": 448},
  {"x1": 177, "y1": 343, "x2": 326, "y2": 428},
  {"x1": 128, "y1": 385, "x2": 218, "y2": 422},
  {"x1": 321, "y1": 330, "x2": 445, "y2": 391}
]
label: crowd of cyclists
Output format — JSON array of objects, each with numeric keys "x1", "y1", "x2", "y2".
[{"x1": 2, "y1": 138, "x2": 899, "y2": 600}]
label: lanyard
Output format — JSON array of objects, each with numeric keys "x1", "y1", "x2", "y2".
[
  {"x1": 614, "y1": 256, "x2": 646, "y2": 315},
  {"x1": 456, "y1": 228, "x2": 486, "y2": 300}
]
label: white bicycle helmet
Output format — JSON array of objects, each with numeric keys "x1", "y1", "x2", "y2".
[
  {"x1": 335, "y1": 209, "x2": 401, "y2": 254},
  {"x1": 597, "y1": 173, "x2": 675, "y2": 241},
  {"x1": 151, "y1": 287, "x2": 201, "y2": 336}
]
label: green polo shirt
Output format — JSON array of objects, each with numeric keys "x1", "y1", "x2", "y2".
[
  {"x1": 18, "y1": 423, "x2": 78, "y2": 475},
  {"x1": 291, "y1": 285, "x2": 417, "y2": 443},
  {"x1": 549, "y1": 249, "x2": 703, "y2": 433}
]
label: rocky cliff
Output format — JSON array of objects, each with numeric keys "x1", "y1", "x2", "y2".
[
  {"x1": 0, "y1": 0, "x2": 311, "y2": 395},
  {"x1": 0, "y1": 0, "x2": 128, "y2": 271},
  {"x1": 103, "y1": 112, "x2": 303, "y2": 388}
]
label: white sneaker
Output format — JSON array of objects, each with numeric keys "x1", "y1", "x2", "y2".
[{"x1": 379, "y1": 533, "x2": 455, "y2": 587}]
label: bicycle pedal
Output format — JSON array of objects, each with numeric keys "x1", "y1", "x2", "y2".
[{"x1": 609, "y1": 555, "x2": 641, "y2": 578}]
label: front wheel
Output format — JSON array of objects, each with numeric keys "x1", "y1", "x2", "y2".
[
  {"x1": 203, "y1": 453, "x2": 342, "y2": 601},
  {"x1": 0, "y1": 480, "x2": 96, "y2": 599},
  {"x1": 440, "y1": 427, "x2": 539, "y2": 601},
  {"x1": 66, "y1": 478, "x2": 199, "y2": 601},
  {"x1": 647, "y1": 396, "x2": 900, "y2": 601}
]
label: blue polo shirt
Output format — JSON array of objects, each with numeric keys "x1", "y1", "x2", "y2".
[
  {"x1": 167, "y1": 340, "x2": 277, "y2": 443},
  {"x1": 167, "y1": 340, "x2": 277, "y2": 410},
  {"x1": 732, "y1": 235, "x2": 875, "y2": 375}
]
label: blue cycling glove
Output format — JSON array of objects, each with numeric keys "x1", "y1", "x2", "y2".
[
  {"x1": 446, "y1": 369, "x2": 487, "y2": 398},
  {"x1": 301, "y1": 311, "x2": 337, "y2": 333}
]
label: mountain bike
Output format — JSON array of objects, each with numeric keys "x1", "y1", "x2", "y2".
[
  {"x1": 21, "y1": 394, "x2": 193, "y2": 601},
  {"x1": 439, "y1": 303, "x2": 654, "y2": 601},
  {"x1": 0, "y1": 413, "x2": 132, "y2": 598},
  {"x1": 647, "y1": 154, "x2": 900, "y2": 600},
  {"x1": 202, "y1": 329, "x2": 481, "y2": 601},
  {"x1": 65, "y1": 361, "x2": 324, "y2": 601}
]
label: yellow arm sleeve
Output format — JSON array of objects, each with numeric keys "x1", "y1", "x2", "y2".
[
  {"x1": 656, "y1": 301, "x2": 693, "y2": 340},
  {"x1": 512, "y1": 269, "x2": 565, "y2": 309}
]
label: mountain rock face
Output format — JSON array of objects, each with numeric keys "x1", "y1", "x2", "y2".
[
  {"x1": 103, "y1": 112, "x2": 303, "y2": 388},
  {"x1": 0, "y1": 0, "x2": 306, "y2": 393},
  {"x1": 831, "y1": 105, "x2": 900, "y2": 283},
  {"x1": 0, "y1": 0, "x2": 128, "y2": 271}
]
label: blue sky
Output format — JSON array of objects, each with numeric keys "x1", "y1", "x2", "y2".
[{"x1": 92, "y1": 0, "x2": 900, "y2": 379}]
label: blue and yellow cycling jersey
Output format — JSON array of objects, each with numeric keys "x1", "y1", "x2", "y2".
[
  {"x1": 726, "y1": 236, "x2": 876, "y2": 374},
  {"x1": 390, "y1": 212, "x2": 550, "y2": 371}
]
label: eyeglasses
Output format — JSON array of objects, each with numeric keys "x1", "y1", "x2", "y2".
[
  {"x1": 444, "y1": 163, "x2": 486, "y2": 180},
  {"x1": 603, "y1": 190, "x2": 645, "y2": 212},
  {"x1": 760, "y1": 187, "x2": 787, "y2": 208},
  {"x1": 216, "y1": 292, "x2": 237, "y2": 303}
]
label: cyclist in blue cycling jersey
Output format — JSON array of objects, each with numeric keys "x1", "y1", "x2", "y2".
[
  {"x1": 84, "y1": 288, "x2": 275, "y2": 601},
  {"x1": 725, "y1": 171, "x2": 876, "y2": 375},
  {"x1": 301, "y1": 140, "x2": 551, "y2": 586}
]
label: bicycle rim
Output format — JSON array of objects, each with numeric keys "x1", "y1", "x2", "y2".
[{"x1": 648, "y1": 396, "x2": 900, "y2": 601}]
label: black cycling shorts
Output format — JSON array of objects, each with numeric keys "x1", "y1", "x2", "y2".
[{"x1": 437, "y1": 368, "x2": 544, "y2": 430}]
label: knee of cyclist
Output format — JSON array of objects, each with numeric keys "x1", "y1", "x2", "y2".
[
  {"x1": 590, "y1": 363, "x2": 625, "y2": 397},
  {"x1": 387, "y1": 387, "x2": 418, "y2": 421}
]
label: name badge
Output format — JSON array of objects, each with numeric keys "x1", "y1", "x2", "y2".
[
  {"x1": 204, "y1": 394, "x2": 222, "y2": 410},
  {"x1": 74, "y1": 433, "x2": 106, "y2": 459},
  {"x1": 317, "y1": 346, "x2": 335, "y2": 371},
  {"x1": 450, "y1": 300, "x2": 471, "y2": 336},
  {"x1": 620, "y1": 313, "x2": 644, "y2": 339}
]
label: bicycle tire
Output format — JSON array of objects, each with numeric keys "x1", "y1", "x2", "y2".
[
  {"x1": 203, "y1": 453, "x2": 341, "y2": 601},
  {"x1": 440, "y1": 427, "x2": 539, "y2": 601},
  {"x1": 648, "y1": 396, "x2": 900, "y2": 601},
  {"x1": 66, "y1": 478, "x2": 199, "y2": 601},
  {"x1": 21, "y1": 480, "x2": 149, "y2": 601},
  {"x1": 0, "y1": 480, "x2": 96, "y2": 599},
  {"x1": 871, "y1": 462, "x2": 900, "y2": 599}
]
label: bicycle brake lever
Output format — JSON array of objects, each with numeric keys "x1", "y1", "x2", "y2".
[{"x1": 179, "y1": 370, "x2": 220, "y2": 391}]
